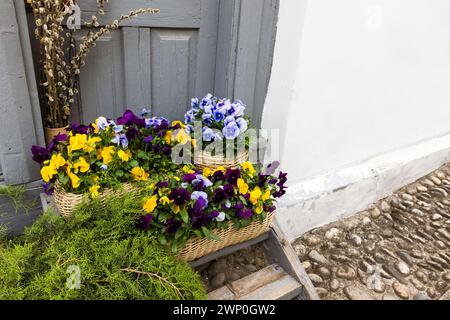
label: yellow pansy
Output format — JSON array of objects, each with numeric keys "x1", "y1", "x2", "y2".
[
  {"x1": 117, "y1": 149, "x2": 131, "y2": 162},
  {"x1": 175, "y1": 130, "x2": 190, "y2": 145},
  {"x1": 89, "y1": 185, "x2": 100, "y2": 198},
  {"x1": 203, "y1": 167, "x2": 213, "y2": 177},
  {"x1": 237, "y1": 178, "x2": 249, "y2": 195},
  {"x1": 214, "y1": 166, "x2": 226, "y2": 173},
  {"x1": 173, "y1": 176, "x2": 180, "y2": 182},
  {"x1": 101, "y1": 146, "x2": 115, "y2": 165},
  {"x1": 68, "y1": 134, "x2": 87, "y2": 153},
  {"x1": 249, "y1": 186, "x2": 262, "y2": 205},
  {"x1": 191, "y1": 138, "x2": 197, "y2": 148},
  {"x1": 41, "y1": 165, "x2": 57, "y2": 182},
  {"x1": 49, "y1": 153, "x2": 66, "y2": 169},
  {"x1": 262, "y1": 189, "x2": 271, "y2": 201},
  {"x1": 92, "y1": 122, "x2": 99, "y2": 134},
  {"x1": 165, "y1": 130, "x2": 173, "y2": 145},
  {"x1": 143, "y1": 195, "x2": 158, "y2": 213},
  {"x1": 130, "y1": 167, "x2": 149, "y2": 181},
  {"x1": 84, "y1": 136, "x2": 102, "y2": 152},
  {"x1": 242, "y1": 161, "x2": 256, "y2": 176},
  {"x1": 159, "y1": 196, "x2": 170, "y2": 205},
  {"x1": 182, "y1": 165, "x2": 195, "y2": 174},
  {"x1": 66, "y1": 167, "x2": 81, "y2": 189},
  {"x1": 173, "y1": 205, "x2": 180, "y2": 214},
  {"x1": 73, "y1": 157, "x2": 90, "y2": 173},
  {"x1": 171, "y1": 120, "x2": 185, "y2": 128},
  {"x1": 255, "y1": 206, "x2": 263, "y2": 214}
]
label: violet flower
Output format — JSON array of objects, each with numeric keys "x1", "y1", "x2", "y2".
[
  {"x1": 225, "y1": 168, "x2": 241, "y2": 185},
  {"x1": 42, "y1": 182, "x2": 54, "y2": 195},
  {"x1": 136, "y1": 214, "x2": 153, "y2": 230},
  {"x1": 169, "y1": 188, "x2": 191, "y2": 206},
  {"x1": 238, "y1": 208, "x2": 253, "y2": 219},
  {"x1": 144, "y1": 135, "x2": 154, "y2": 144},
  {"x1": 212, "y1": 188, "x2": 228, "y2": 203},
  {"x1": 31, "y1": 145, "x2": 50, "y2": 164},
  {"x1": 223, "y1": 184, "x2": 235, "y2": 197},
  {"x1": 165, "y1": 218, "x2": 182, "y2": 234}
]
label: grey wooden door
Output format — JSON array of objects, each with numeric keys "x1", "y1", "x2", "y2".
[{"x1": 73, "y1": 0, "x2": 279, "y2": 126}]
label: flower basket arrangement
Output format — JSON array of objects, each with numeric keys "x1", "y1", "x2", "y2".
[
  {"x1": 184, "y1": 94, "x2": 251, "y2": 169},
  {"x1": 136, "y1": 161, "x2": 287, "y2": 261},
  {"x1": 32, "y1": 109, "x2": 190, "y2": 217}
]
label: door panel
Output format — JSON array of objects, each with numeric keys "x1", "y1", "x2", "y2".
[{"x1": 73, "y1": 0, "x2": 278, "y2": 126}]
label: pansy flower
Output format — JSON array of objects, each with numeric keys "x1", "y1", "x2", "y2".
[{"x1": 169, "y1": 188, "x2": 190, "y2": 206}]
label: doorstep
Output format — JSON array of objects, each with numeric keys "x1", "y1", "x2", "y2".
[{"x1": 194, "y1": 226, "x2": 319, "y2": 300}]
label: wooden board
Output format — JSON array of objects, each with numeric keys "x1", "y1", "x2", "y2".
[
  {"x1": 208, "y1": 263, "x2": 302, "y2": 300},
  {"x1": 229, "y1": 264, "x2": 285, "y2": 296},
  {"x1": 264, "y1": 223, "x2": 320, "y2": 300},
  {"x1": 238, "y1": 274, "x2": 301, "y2": 300}
]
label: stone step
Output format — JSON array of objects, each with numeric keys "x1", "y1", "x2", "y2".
[{"x1": 208, "y1": 264, "x2": 302, "y2": 300}]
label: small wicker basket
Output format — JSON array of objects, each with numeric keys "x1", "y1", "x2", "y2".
[
  {"x1": 194, "y1": 150, "x2": 249, "y2": 170},
  {"x1": 54, "y1": 182, "x2": 138, "y2": 218},
  {"x1": 176, "y1": 213, "x2": 274, "y2": 262}
]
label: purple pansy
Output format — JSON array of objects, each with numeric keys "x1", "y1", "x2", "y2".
[
  {"x1": 238, "y1": 207, "x2": 253, "y2": 219},
  {"x1": 169, "y1": 188, "x2": 191, "y2": 206},
  {"x1": 31, "y1": 145, "x2": 50, "y2": 164},
  {"x1": 144, "y1": 135, "x2": 154, "y2": 144},
  {"x1": 165, "y1": 218, "x2": 182, "y2": 234},
  {"x1": 212, "y1": 187, "x2": 228, "y2": 203},
  {"x1": 136, "y1": 214, "x2": 153, "y2": 230},
  {"x1": 225, "y1": 168, "x2": 241, "y2": 185}
]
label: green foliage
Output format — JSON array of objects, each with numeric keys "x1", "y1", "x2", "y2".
[{"x1": 0, "y1": 193, "x2": 207, "y2": 300}]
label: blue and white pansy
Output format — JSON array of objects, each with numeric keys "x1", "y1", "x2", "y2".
[{"x1": 183, "y1": 93, "x2": 250, "y2": 144}]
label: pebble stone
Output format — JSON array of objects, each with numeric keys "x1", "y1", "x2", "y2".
[
  {"x1": 343, "y1": 286, "x2": 376, "y2": 300},
  {"x1": 395, "y1": 261, "x2": 411, "y2": 275},
  {"x1": 392, "y1": 282, "x2": 410, "y2": 300},
  {"x1": 308, "y1": 273, "x2": 323, "y2": 285},
  {"x1": 325, "y1": 228, "x2": 340, "y2": 240},
  {"x1": 336, "y1": 266, "x2": 356, "y2": 280},
  {"x1": 329, "y1": 279, "x2": 341, "y2": 292},
  {"x1": 308, "y1": 250, "x2": 330, "y2": 266}
]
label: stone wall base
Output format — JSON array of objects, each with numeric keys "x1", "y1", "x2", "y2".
[{"x1": 275, "y1": 132, "x2": 450, "y2": 241}]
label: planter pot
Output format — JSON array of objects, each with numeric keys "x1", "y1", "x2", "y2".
[
  {"x1": 194, "y1": 150, "x2": 249, "y2": 170},
  {"x1": 44, "y1": 126, "x2": 68, "y2": 147},
  {"x1": 54, "y1": 182, "x2": 139, "y2": 218},
  {"x1": 176, "y1": 213, "x2": 274, "y2": 262}
]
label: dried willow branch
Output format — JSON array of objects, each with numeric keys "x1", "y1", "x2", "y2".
[
  {"x1": 120, "y1": 267, "x2": 185, "y2": 299},
  {"x1": 28, "y1": 1, "x2": 159, "y2": 128}
]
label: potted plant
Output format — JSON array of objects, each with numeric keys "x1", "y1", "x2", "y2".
[
  {"x1": 136, "y1": 161, "x2": 288, "y2": 261},
  {"x1": 183, "y1": 94, "x2": 252, "y2": 169},
  {"x1": 31, "y1": 109, "x2": 184, "y2": 217},
  {"x1": 28, "y1": 0, "x2": 159, "y2": 145}
]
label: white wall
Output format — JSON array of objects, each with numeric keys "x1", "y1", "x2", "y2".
[
  {"x1": 264, "y1": 0, "x2": 450, "y2": 183},
  {"x1": 263, "y1": 0, "x2": 450, "y2": 239}
]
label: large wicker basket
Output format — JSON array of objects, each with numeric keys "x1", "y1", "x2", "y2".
[
  {"x1": 54, "y1": 182, "x2": 138, "y2": 218},
  {"x1": 194, "y1": 150, "x2": 249, "y2": 170},
  {"x1": 176, "y1": 213, "x2": 274, "y2": 262}
]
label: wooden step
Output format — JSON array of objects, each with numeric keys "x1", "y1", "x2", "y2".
[{"x1": 208, "y1": 264, "x2": 302, "y2": 300}]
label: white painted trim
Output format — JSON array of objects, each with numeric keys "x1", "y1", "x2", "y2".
[{"x1": 274, "y1": 132, "x2": 450, "y2": 242}]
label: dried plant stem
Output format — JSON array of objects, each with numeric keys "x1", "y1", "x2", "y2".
[
  {"x1": 71, "y1": 8, "x2": 160, "y2": 72},
  {"x1": 120, "y1": 267, "x2": 184, "y2": 299},
  {"x1": 29, "y1": 1, "x2": 159, "y2": 128}
]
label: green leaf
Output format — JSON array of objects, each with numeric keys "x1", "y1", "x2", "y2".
[
  {"x1": 193, "y1": 230, "x2": 204, "y2": 238},
  {"x1": 175, "y1": 229, "x2": 184, "y2": 240},
  {"x1": 171, "y1": 240, "x2": 178, "y2": 253},
  {"x1": 129, "y1": 160, "x2": 139, "y2": 168},
  {"x1": 115, "y1": 170, "x2": 124, "y2": 177},
  {"x1": 137, "y1": 150, "x2": 149, "y2": 160},
  {"x1": 158, "y1": 234, "x2": 167, "y2": 245},
  {"x1": 201, "y1": 227, "x2": 221, "y2": 241},
  {"x1": 180, "y1": 209, "x2": 189, "y2": 224}
]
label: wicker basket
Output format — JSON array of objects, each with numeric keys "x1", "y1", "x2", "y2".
[
  {"x1": 194, "y1": 150, "x2": 249, "y2": 170},
  {"x1": 176, "y1": 213, "x2": 274, "y2": 262},
  {"x1": 54, "y1": 182, "x2": 138, "y2": 218}
]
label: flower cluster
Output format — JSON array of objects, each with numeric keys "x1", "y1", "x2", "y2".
[
  {"x1": 31, "y1": 109, "x2": 189, "y2": 196},
  {"x1": 184, "y1": 94, "x2": 250, "y2": 146},
  {"x1": 137, "y1": 161, "x2": 287, "y2": 251}
]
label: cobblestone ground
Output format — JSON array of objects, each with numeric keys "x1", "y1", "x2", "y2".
[{"x1": 293, "y1": 164, "x2": 450, "y2": 300}]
